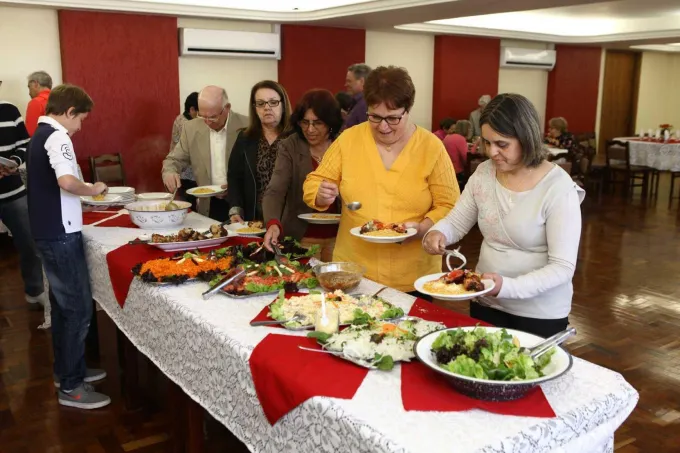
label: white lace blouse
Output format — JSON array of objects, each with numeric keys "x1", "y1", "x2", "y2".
[{"x1": 430, "y1": 160, "x2": 585, "y2": 319}]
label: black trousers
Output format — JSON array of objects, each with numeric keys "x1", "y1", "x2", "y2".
[
  {"x1": 470, "y1": 302, "x2": 568, "y2": 338},
  {"x1": 208, "y1": 197, "x2": 230, "y2": 222},
  {"x1": 178, "y1": 179, "x2": 198, "y2": 212}
]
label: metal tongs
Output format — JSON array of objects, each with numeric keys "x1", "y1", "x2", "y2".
[
  {"x1": 202, "y1": 268, "x2": 246, "y2": 300},
  {"x1": 445, "y1": 247, "x2": 467, "y2": 271},
  {"x1": 521, "y1": 327, "x2": 576, "y2": 360}
]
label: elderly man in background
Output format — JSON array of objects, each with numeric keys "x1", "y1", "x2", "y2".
[
  {"x1": 162, "y1": 85, "x2": 248, "y2": 221},
  {"x1": 25, "y1": 71, "x2": 53, "y2": 136},
  {"x1": 469, "y1": 94, "x2": 491, "y2": 138},
  {"x1": 341, "y1": 63, "x2": 371, "y2": 132}
]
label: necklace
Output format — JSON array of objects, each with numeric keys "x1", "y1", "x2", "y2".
[{"x1": 311, "y1": 154, "x2": 322, "y2": 164}]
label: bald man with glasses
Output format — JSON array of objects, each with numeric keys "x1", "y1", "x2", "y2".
[{"x1": 162, "y1": 86, "x2": 248, "y2": 220}]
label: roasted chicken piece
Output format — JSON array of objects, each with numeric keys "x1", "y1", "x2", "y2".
[
  {"x1": 387, "y1": 223, "x2": 407, "y2": 234},
  {"x1": 360, "y1": 220, "x2": 383, "y2": 234},
  {"x1": 463, "y1": 271, "x2": 484, "y2": 292},
  {"x1": 442, "y1": 269, "x2": 465, "y2": 285},
  {"x1": 209, "y1": 224, "x2": 227, "y2": 237},
  {"x1": 151, "y1": 233, "x2": 171, "y2": 243}
]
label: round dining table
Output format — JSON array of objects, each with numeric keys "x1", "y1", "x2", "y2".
[{"x1": 615, "y1": 137, "x2": 680, "y2": 172}]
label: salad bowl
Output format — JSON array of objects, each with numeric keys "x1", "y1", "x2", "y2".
[{"x1": 414, "y1": 326, "x2": 573, "y2": 401}]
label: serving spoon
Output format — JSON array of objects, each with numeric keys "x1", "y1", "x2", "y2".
[{"x1": 346, "y1": 201, "x2": 362, "y2": 211}]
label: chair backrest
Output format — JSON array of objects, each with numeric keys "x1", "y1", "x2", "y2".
[
  {"x1": 89, "y1": 153, "x2": 126, "y2": 186},
  {"x1": 557, "y1": 161, "x2": 573, "y2": 174},
  {"x1": 465, "y1": 154, "x2": 488, "y2": 177},
  {"x1": 575, "y1": 132, "x2": 596, "y2": 149},
  {"x1": 605, "y1": 140, "x2": 630, "y2": 170},
  {"x1": 579, "y1": 145, "x2": 596, "y2": 176}
]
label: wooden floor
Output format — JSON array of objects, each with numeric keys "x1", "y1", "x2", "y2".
[{"x1": 1, "y1": 176, "x2": 679, "y2": 452}]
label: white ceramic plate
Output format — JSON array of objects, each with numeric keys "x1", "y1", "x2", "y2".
[
  {"x1": 350, "y1": 226, "x2": 417, "y2": 244},
  {"x1": 414, "y1": 273, "x2": 495, "y2": 301},
  {"x1": 80, "y1": 194, "x2": 123, "y2": 205},
  {"x1": 107, "y1": 186, "x2": 135, "y2": 195},
  {"x1": 298, "y1": 213, "x2": 341, "y2": 225},
  {"x1": 146, "y1": 235, "x2": 231, "y2": 252},
  {"x1": 0, "y1": 156, "x2": 18, "y2": 169},
  {"x1": 225, "y1": 223, "x2": 266, "y2": 237},
  {"x1": 186, "y1": 185, "x2": 226, "y2": 198},
  {"x1": 137, "y1": 192, "x2": 172, "y2": 201}
]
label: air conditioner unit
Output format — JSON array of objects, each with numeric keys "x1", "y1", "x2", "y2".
[
  {"x1": 500, "y1": 47, "x2": 556, "y2": 70},
  {"x1": 179, "y1": 27, "x2": 281, "y2": 59}
]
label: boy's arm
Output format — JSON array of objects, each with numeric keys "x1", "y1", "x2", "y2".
[{"x1": 45, "y1": 132, "x2": 106, "y2": 196}]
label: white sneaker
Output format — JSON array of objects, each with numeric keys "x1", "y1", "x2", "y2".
[{"x1": 26, "y1": 292, "x2": 48, "y2": 306}]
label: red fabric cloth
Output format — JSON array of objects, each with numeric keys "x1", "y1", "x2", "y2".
[
  {"x1": 442, "y1": 134, "x2": 468, "y2": 174},
  {"x1": 95, "y1": 214, "x2": 139, "y2": 228},
  {"x1": 401, "y1": 299, "x2": 556, "y2": 418},
  {"x1": 105, "y1": 236, "x2": 259, "y2": 308},
  {"x1": 25, "y1": 89, "x2": 50, "y2": 136},
  {"x1": 249, "y1": 334, "x2": 369, "y2": 425},
  {"x1": 304, "y1": 158, "x2": 340, "y2": 239}
]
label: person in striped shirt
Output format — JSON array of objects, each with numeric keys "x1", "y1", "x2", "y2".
[{"x1": 0, "y1": 93, "x2": 47, "y2": 308}]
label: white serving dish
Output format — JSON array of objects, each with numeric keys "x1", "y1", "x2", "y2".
[
  {"x1": 107, "y1": 186, "x2": 135, "y2": 195},
  {"x1": 136, "y1": 192, "x2": 173, "y2": 201},
  {"x1": 186, "y1": 185, "x2": 226, "y2": 198},
  {"x1": 414, "y1": 273, "x2": 495, "y2": 301},
  {"x1": 125, "y1": 200, "x2": 191, "y2": 230},
  {"x1": 80, "y1": 194, "x2": 123, "y2": 206},
  {"x1": 147, "y1": 235, "x2": 231, "y2": 252},
  {"x1": 414, "y1": 326, "x2": 573, "y2": 401},
  {"x1": 350, "y1": 226, "x2": 417, "y2": 244},
  {"x1": 225, "y1": 223, "x2": 266, "y2": 236},
  {"x1": 298, "y1": 213, "x2": 341, "y2": 225}
]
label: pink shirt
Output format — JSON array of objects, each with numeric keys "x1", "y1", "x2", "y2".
[
  {"x1": 442, "y1": 134, "x2": 468, "y2": 173},
  {"x1": 433, "y1": 129, "x2": 447, "y2": 140}
]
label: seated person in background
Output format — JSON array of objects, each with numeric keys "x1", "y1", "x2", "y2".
[
  {"x1": 545, "y1": 117, "x2": 576, "y2": 151},
  {"x1": 162, "y1": 86, "x2": 248, "y2": 221},
  {"x1": 433, "y1": 117, "x2": 456, "y2": 140},
  {"x1": 469, "y1": 94, "x2": 491, "y2": 137},
  {"x1": 27, "y1": 84, "x2": 110, "y2": 409},
  {"x1": 227, "y1": 80, "x2": 292, "y2": 223},
  {"x1": 335, "y1": 91, "x2": 355, "y2": 123},
  {"x1": 263, "y1": 89, "x2": 343, "y2": 262},
  {"x1": 443, "y1": 120, "x2": 472, "y2": 184},
  {"x1": 171, "y1": 91, "x2": 199, "y2": 210}
]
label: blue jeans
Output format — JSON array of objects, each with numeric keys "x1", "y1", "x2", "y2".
[
  {"x1": 0, "y1": 195, "x2": 44, "y2": 296},
  {"x1": 34, "y1": 232, "x2": 93, "y2": 391}
]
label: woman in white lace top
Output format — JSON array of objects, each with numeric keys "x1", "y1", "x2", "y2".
[{"x1": 423, "y1": 93, "x2": 585, "y2": 337}]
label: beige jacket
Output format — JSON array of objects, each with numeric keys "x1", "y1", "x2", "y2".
[{"x1": 162, "y1": 112, "x2": 248, "y2": 215}]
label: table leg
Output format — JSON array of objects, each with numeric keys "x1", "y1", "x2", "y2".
[
  {"x1": 118, "y1": 329, "x2": 143, "y2": 411},
  {"x1": 168, "y1": 380, "x2": 205, "y2": 453},
  {"x1": 95, "y1": 307, "x2": 122, "y2": 402}
]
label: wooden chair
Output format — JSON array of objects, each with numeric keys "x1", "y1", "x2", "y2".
[
  {"x1": 575, "y1": 132, "x2": 596, "y2": 149},
  {"x1": 575, "y1": 145, "x2": 603, "y2": 201},
  {"x1": 465, "y1": 153, "x2": 488, "y2": 178},
  {"x1": 89, "y1": 153, "x2": 127, "y2": 186},
  {"x1": 604, "y1": 140, "x2": 650, "y2": 198}
]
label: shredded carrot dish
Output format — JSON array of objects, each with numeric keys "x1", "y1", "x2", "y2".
[{"x1": 139, "y1": 256, "x2": 233, "y2": 279}]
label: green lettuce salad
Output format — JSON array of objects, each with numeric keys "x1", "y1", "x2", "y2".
[{"x1": 431, "y1": 327, "x2": 555, "y2": 381}]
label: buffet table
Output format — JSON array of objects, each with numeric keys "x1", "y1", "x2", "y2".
[
  {"x1": 82, "y1": 212, "x2": 638, "y2": 453},
  {"x1": 615, "y1": 137, "x2": 680, "y2": 172}
]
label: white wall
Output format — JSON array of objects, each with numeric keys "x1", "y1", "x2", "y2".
[
  {"x1": 497, "y1": 40, "x2": 551, "y2": 131},
  {"x1": 365, "y1": 30, "x2": 434, "y2": 128},
  {"x1": 0, "y1": 5, "x2": 62, "y2": 117},
  {"x1": 177, "y1": 17, "x2": 278, "y2": 116},
  {"x1": 635, "y1": 51, "x2": 680, "y2": 133}
]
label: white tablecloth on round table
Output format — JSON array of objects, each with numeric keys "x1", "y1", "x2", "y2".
[
  {"x1": 615, "y1": 137, "x2": 680, "y2": 171},
  {"x1": 81, "y1": 213, "x2": 638, "y2": 453}
]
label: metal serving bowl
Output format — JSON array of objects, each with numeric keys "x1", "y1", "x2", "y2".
[{"x1": 312, "y1": 262, "x2": 366, "y2": 293}]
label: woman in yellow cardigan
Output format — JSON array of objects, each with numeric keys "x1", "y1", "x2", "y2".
[{"x1": 303, "y1": 66, "x2": 460, "y2": 294}]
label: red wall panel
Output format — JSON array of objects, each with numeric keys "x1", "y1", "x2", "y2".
[
  {"x1": 58, "y1": 10, "x2": 179, "y2": 192},
  {"x1": 278, "y1": 25, "x2": 365, "y2": 106},
  {"x1": 432, "y1": 35, "x2": 500, "y2": 130},
  {"x1": 546, "y1": 45, "x2": 602, "y2": 134}
]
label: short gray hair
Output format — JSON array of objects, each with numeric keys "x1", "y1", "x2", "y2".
[
  {"x1": 348, "y1": 63, "x2": 372, "y2": 81},
  {"x1": 28, "y1": 71, "x2": 53, "y2": 89},
  {"x1": 480, "y1": 93, "x2": 546, "y2": 168}
]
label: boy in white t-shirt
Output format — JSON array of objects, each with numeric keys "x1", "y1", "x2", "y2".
[{"x1": 27, "y1": 84, "x2": 111, "y2": 409}]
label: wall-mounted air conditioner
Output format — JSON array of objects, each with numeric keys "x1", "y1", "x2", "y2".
[
  {"x1": 500, "y1": 47, "x2": 556, "y2": 70},
  {"x1": 179, "y1": 27, "x2": 281, "y2": 59}
]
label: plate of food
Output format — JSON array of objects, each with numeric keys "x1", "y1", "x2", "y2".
[
  {"x1": 306, "y1": 316, "x2": 446, "y2": 370},
  {"x1": 414, "y1": 269, "x2": 494, "y2": 301},
  {"x1": 350, "y1": 220, "x2": 417, "y2": 244},
  {"x1": 0, "y1": 156, "x2": 19, "y2": 169},
  {"x1": 298, "y1": 213, "x2": 341, "y2": 225},
  {"x1": 186, "y1": 185, "x2": 226, "y2": 198},
  {"x1": 80, "y1": 193, "x2": 123, "y2": 205},
  {"x1": 144, "y1": 225, "x2": 232, "y2": 252},
  {"x1": 214, "y1": 260, "x2": 319, "y2": 297},
  {"x1": 132, "y1": 248, "x2": 235, "y2": 285},
  {"x1": 414, "y1": 326, "x2": 573, "y2": 401},
  {"x1": 226, "y1": 221, "x2": 266, "y2": 236},
  {"x1": 267, "y1": 290, "x2": 405, "y2": 330}
]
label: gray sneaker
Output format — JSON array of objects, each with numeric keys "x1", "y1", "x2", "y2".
[
  {"x1": 58, "y1": 384, "x2": 111, "y2": 409},
  {"x1": 54, "y1": 368, "x2": 107, "y2": 388}
]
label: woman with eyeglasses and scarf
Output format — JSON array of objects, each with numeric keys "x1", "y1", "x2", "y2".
[
  {"x1": 302, "y1": 66, "x2": 459, "y2": 296},
  {"x1": 227, "y1": 80, "x2": 292, "y2": 223},
  {"x1": 262, "y1": 89, "x2": 343, "y2": 262}
]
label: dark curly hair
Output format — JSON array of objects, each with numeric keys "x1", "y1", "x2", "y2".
[{"x1": 290, "y1": 89, "x2": 343, "y2": 141}]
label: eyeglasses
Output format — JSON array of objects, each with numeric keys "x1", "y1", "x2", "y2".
[
  {"x1": 366, "y1": 110, "x2": 406, "y2": 126},
  {"x1": 298, "y1": 119, "x2": 326, "y2": 130},
  {"x1": 197, "y1": 106, "x2": 226, "y2": 123},
  {"x1": 254, "y1": 99, "x2": 281, "y2": 109}
]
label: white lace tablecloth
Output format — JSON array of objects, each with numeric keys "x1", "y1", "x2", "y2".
[
  {"x1": 616, "y1": 137, "x2": 680, "y2": 171},
  {"x1": 82, "y1": 213, "x2": 638, "y2": 453}
]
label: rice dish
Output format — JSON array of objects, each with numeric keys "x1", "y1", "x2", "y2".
[{"x1": 363, "y1": 230, "x2": 406, "y2": 237}]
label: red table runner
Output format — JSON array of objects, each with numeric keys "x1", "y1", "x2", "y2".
[
  {"x1": 401, "y1": 299, "x2": 556, "y2": 418},
  {"x1": 249, "y1": 334, "x2": 369, "y2": 425},
  {"x1": 105, "y1": 236, "x2": 260, "y2": 308},
  {"x1": 83, "y1": 211, "x2": 139, "y2": 228}
]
